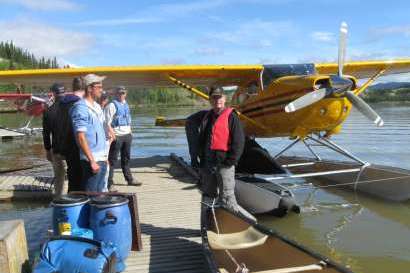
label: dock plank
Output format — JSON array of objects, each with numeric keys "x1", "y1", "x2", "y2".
[
  {"x1": 116, "y1": 157, "x2": 207, "y2": 273},
  {"x1": 0, "y1": 156, "x2": 208, "y2": 273}
]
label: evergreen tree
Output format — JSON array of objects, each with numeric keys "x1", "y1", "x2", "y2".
[{"x1": 0, "y1": 41, "x2": 60, "y2": 70}]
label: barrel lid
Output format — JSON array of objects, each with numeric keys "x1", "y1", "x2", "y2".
[
  {"x1": 90, "y1": 195, "x2": 129, "y2": 208},
  {"x1": 51, "y1": 194, "x2": 89, "y2": 206}
]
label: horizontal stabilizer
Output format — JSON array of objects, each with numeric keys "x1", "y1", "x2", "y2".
[{"x1": 155, "y1": 117, "x2": 186, "y2": 127}]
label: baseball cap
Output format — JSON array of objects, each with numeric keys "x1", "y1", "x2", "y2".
[
  {"x1": 209, "y1": 86, "x2": 224, "y2": 97},
  {"x1": 114, "y1": 86, "x2": 127, "y2": 94},
  {"x1": 83, "y1": 74, "x2": 106, "y2": 86},
  {"x1": 101, "y1": 90, "x2": 109, "y2": 100},
  {"x1": 50, "y1": 83, "x2": 65, "y2": 95}
]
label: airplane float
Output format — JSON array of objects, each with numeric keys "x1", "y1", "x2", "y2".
[{"x1": 1, "y1": 23, "x2": 410, "y2": 201}]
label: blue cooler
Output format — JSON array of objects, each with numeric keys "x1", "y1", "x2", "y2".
[
  {"x1": 33, "y1": 236, "x2": 118, "y2": 273},
  {"x1": 51, "y1": 195, "x2": 90, "y2": 236},
  {"x1": 72, "y1": 228, "x2": 94, "y2": 239},
  {"x1": 90, "y1": 195, "x2": 132, "y2": 272}
]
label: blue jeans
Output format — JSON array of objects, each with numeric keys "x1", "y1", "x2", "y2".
[{"x1": 80, "y1": 160, "x2": 107, "y2": 192}]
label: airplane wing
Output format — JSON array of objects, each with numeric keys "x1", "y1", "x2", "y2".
[
  {"x1": 2, "y1": 60, "x2": 409, "y2": 90},
  {"x1": 0, "y1": 65, "x2": 262, "y2": 89},
  {"x1": 316, "y1": 59, "x2": 410, "y2": 79}
]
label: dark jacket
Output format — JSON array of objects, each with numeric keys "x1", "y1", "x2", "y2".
[
  {"x1": 42, "y1": 102, "x2": 59, "y2": 152},
  {"x1": 54, "y1": 94, "x2": 81, "y2": 157},
  {"x1": 186, "y1": 110, "x2": 208, "y2": 167},
  {"x1": 198, "y1": 109, "x2": 245, "y2": 167}
]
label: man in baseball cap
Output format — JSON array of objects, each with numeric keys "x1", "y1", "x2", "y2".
[
  {"x1": 196, "y1": 85, "x2": 256, "y2": 223},
  {"x1": 82, "y1": 73, "x2": 106, "y2": 87},
  {"x1": 70, "y1": 73, "x2": 110, "y2": 192},
  {"x1": 208, "y1": 86, "x2": 224, "y2": 97},
  {"x1": 105, "y1": 85, "x2": 141, "y2": 189},
  {"x1": 43, "y1": 82, "x2": 67, "y2": 196},
  {"x1": 50, "y1": 83, "x2": 66, "y2": 97}
]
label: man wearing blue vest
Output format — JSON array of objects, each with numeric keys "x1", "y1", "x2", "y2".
[
  {"x1": 70, "y1": 74, "x2": 110, "y2": 192},
  {"x1": 105, "y1": 86, "x2": 140, "y2": 189},
  {"x1": 198, "y1": 86, "x2": 256, "y2": 223}
]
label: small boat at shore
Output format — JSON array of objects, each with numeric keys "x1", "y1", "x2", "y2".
[{"x1": 201, "y1": 197, "x2": 354, "y2": 273}]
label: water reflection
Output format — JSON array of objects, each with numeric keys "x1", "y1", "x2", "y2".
[{"x1": 1, "y1": 104, "x2": 410, "y2": 273}]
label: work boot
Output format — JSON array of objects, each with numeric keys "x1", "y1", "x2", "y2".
[
  {"x1": 127, "y1": 179, "x2": 142, "y2": 186},
  {"x1": 220, "y1": 197, "x2": 257, "y2": 224}
]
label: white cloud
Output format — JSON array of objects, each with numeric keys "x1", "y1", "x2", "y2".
[
  {"x1": 150, "y1": 0, "x2": 229, "y2": 16},
  {"x1": 0, "y1": 20, "x2": 93, "y2": 59},
  {"x1": 311, "y1": 31, "x2": 335, "y2": 42},
  {"x1": 377, "y1": 73, "x2": 410, "y2": 83},
  {"x1": 160, "y1": 57, "x2": 186, "y2": 65},
  {"x1": 365, "y1": 25, "x2": 410, "y2": 44},
  {"x1": 77, "y1": 17, "x2": 161, "y2": 27},
  {"x1": 204, "y1": 19, "x2": 293, "y2": 48},
  {"x1": 57, "y1": 58, "x2": 81, "y2": 68},
  {"x1": 79, "y1": 0, "x2": 229, "y2": 27},
  {"x1": 78, "y1": 0, "x2": 297, "y2": 28},
  {"x1": 370, "y1": 26, "x2": 410, "y2": 37},
  {"x1": 195, "y1": 47, "x2": 224, "y2": 56},
  {"x1": 0, "y1": 0, "x2": 80, "y2": 11},
  {"x1": 347, "y1": 47, "x2": 396, "y2": 61}
]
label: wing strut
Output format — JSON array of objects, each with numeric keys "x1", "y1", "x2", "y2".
[
  {"x1": 354, "y1": 69, "x2": 386, "y2": 96},
  {"x1": 167, "y1": 75, "x2": 268, "y2": 131},
  {"x1": 168, "y1": 76, "x2": 209, "y2": 100}
]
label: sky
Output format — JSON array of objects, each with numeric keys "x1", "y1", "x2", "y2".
[{"x1": 0, "y1": 0, "x2": 410, "y2": 82}]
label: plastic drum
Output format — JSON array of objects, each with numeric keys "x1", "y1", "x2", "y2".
[
  {"x1": 89, "y1": 195, "x2": 132, "y2": 272},
  {"x1": 51, "y1": 194, "x2": 90, "y2": 236}
]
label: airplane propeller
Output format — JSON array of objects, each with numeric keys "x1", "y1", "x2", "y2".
[
  {"x1": 345, "y1": 91, "x2": 384, "y2": 126},
  {"x1": 338, "y1": 22, "x2": 348, "y2": 77},
  {"x1": 284, "y1": 88, "x2": 328, "y2": 113},
  {"x1": 285, "y1": 22, "x2": 384, "y2": 127}
]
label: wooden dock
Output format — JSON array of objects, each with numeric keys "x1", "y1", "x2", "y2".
[
  {"x1": 0, "y1": 176, "x2": 53, "y2": 201},
  {"x1": 0, "y1": 128, "x2": 25, "y2": 140},
  {"x1": 0, "y1": 155, "x2": 208, "y2": 273}
]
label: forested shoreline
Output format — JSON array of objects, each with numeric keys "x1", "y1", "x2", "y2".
[{"x1": 0, "y1": 41, "x2": 59, "y2": 70}]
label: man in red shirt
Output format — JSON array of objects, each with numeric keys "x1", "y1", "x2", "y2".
[{"x1": 198, "y1": 87, "x2": 256, "y2": 222}]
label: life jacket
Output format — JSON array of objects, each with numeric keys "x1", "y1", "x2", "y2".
[
  {"x1": 208, "y1": 107, "x2": 233, "y2": 152},
  {"x1": 111, "y1": 100, "x2": 131, "y2": 127}
]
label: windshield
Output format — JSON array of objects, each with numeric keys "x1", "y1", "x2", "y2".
[{"x1": 262, "y1": 64, "x2": 316, "y2": 89}]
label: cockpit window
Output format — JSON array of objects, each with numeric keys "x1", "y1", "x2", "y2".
[
  {"x1": 247, "y1": 81, "x2": 259, "y2": 95},
  {"x1": 262, "y1": 64, "x2": 316, "y2": 89}
]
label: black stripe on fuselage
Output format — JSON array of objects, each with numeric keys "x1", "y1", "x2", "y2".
[{"x1": 241, "y1": 97, "x2": 292, "y2": 115}]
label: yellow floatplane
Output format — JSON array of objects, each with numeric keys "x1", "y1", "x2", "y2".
[{"x1": 1, "y1": 23, "x2": 410, "y2": 200}]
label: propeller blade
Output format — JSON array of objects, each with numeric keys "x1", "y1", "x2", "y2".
[
  {"x1": 338, "y1": 22, "x2": 348, "y2": 77},
  {"x1": 285, "y1": 88, "x2": 328, "y2": 113},
  {"x1": 346, "y1": 91, "x2": 384, "y2": 126}
]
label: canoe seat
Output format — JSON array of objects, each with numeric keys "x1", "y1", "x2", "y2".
[{"x1": 207, "y1": 227, "x2": 268, "y2": 250}]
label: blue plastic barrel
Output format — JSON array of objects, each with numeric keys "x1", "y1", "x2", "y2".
[
  {"x1": 51, "y1": 195, "x2": 90, "y2": 236},
  {"x1": 89, "y1": 195, "x2": 132, "y2": 272}
]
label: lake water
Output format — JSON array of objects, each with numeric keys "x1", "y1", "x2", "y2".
[{"x1": 1, "y1": 104, "x2": 410, "y2": 273}]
